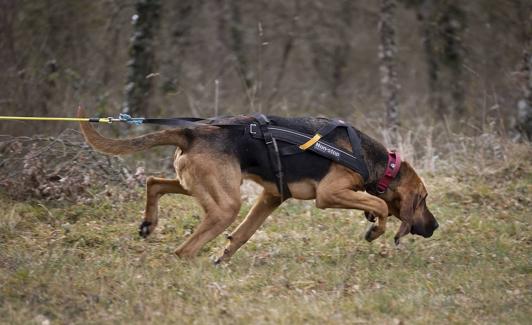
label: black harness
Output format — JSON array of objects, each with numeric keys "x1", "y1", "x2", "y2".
[
  {"x1": 128, "y1": 114, "x2": 369, "y2": 200},
  {"x1": 248, "y1": 114, "x2": 368, "y2": 200}
]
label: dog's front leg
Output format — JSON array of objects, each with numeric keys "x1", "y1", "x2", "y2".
[
  {"x1": 315, "y1": 172, "x2": 389, "y2": 241},
  {"x1": 139, "y1": 177, "x2": 189, "y2": 238},
  {"x1": 364, "y1": 211, "x2": 377, "y2": 222},
  {"x1": 316, "y1": 189, "x2": 389, "y2": 241},
  {"x1": 215, "y1": 191, "x2": 282, "y2": 264}
]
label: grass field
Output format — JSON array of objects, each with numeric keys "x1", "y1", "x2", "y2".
[{"x1": 1, "y1": 148, "x2": 530, "y2": 324}]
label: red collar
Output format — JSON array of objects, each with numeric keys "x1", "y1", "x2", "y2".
[{"x1": 376, "y1": 151, "x2": 401, "y2": 193}]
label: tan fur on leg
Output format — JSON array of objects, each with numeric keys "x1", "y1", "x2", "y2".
[
  {"x1": 215, "y1": 191, "x2": 282, "y2": 263},
  {"x1": 174, "y1": 156, "x2": 242, "y2": 258},
  {"x1": 316, "y1": 165, "x2": 389, "y2": 241},
  {"x1": 139, "y1": 177, "x2": 189, "y2": 238}
]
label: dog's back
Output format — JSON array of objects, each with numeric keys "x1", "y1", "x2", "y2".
[{"x1": 190, "y1": 115, "x2": 358, "y2": 184}]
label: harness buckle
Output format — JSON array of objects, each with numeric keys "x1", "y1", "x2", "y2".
[{"x1": 249, "y1": 123, "x2": 257, "y2": 135}]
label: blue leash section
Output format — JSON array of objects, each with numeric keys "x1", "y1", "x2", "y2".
[{"x1": 118, "y1": 113, "x2": 144, "y2": 126}]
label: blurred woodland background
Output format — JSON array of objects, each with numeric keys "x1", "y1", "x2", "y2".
[
  {"x1": 0, "y1": 0, "x2": 530, "y2": 138},
  {"x1": 1, "y1": 3, "x2": 531, "y2": 322},
  {"x1": 0, "y1": 0, "x2": 532, "y2": 136}
]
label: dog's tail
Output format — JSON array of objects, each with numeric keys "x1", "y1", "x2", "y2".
[{"x1": 78, "y1": 107, "x2": 190, "y2": 155}]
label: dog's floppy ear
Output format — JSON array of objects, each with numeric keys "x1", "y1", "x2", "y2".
[
  {"x1": 394, "y1": 221, "x2": 411, "y2": 245},
  {"x1": 400, "y1": 192, "x2": 422, "y2": 223},
  {"x1": 394, "y1": 191, "x2": 422, "y2": 244}
]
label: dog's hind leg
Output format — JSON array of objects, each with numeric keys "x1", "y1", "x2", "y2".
[
  {"x1": 174, "y1": 198, "x2": 241, "y2": 258},
  {"x1": 174, "y1": 163, "x2": 242, "y2": 258},
  {"x1": 139, "y1": 177, "x2": 189, "y2": 238},
  {"x1": 214, "y1": 191, "x2": 282, "y2": 264}
]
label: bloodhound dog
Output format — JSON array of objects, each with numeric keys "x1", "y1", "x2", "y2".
[{"x1": 78, "y1": 107, "x2": 438, "y2": 262}]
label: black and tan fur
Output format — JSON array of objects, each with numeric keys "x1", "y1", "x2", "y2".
[{"x1": 78, "y1": 107, "x2": 438, "y2": 262}]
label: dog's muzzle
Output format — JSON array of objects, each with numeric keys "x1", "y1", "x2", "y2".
[{"x1": 411, "y1": 219, "x2": 439, "y2": 238}]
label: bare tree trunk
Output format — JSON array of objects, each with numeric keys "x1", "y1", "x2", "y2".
[
  {"x1": 122, "y1": 0, "x2": 161, "y2": 116},
  {"x1": 441, "y1": 2, "x2": 466, "y2": 117},
  {"x1": 0, "y1": 0, "x2": 19, "y2": 115},
  {"x1": 516, "y1": 48, "x2": 532, "y2": 139},
  {"x1": 514, "y1": 0, "x2": 532, "y2": 139},
  {"x1": 331, "y1": 0, "x2": 353, "y2": 98},
  {"x1": 266, "y1": 13, "x2": 297, "y2": 106},
  {"x1": 218, "y1": 0, "x2": 252, "y2": 91},
  {"x1": 309, "y1": 0, "x2": 352, "y2": 100},
  {"x1": 417, "y1": 0, "x2": 465, "y2": 119},
  {"x1": 160, "y1": 0, "x2": 202, "y2": 95},
  {"x1": 418, "y1": 0, "x2": 442, "y2": 116},
  {"x1": 379, "y1": 0, "x2": 400, "y2": 135}
]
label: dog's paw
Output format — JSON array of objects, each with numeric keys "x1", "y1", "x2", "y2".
[
  {"x1": 364, "y1": 211, "x2": 376, "y2": 222},
  {"x1": 213, "y1": 248, "x2": 230, "y2": 265},
  {"x1": 394, "y1": 235, "x2": 401, "y2": 246},
  {"x1": 139, "y1": 220, "x2": 152, "y2": 238},
  {"x1": 365, "y1": 225, "x2": 384, "y2": 242}
]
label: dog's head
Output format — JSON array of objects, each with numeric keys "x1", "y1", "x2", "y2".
[{"x1": 389, "y1": 162, "x2": 439, "y2": 244}]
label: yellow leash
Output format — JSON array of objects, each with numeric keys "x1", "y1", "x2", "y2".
[
  {"x1": 0, "y1": 114, "x2": 193, "y2": 126},
  {"x1": 0, "y1": 116, "x2": 114, "y2": 123}
]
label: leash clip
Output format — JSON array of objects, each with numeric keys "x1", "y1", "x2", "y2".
[
  {"x1": 249, "y1": 123, "x2": 257, "y2": 135},
  {"x1": 119, "y1": 113, "x2": 144, "y2": 126}
]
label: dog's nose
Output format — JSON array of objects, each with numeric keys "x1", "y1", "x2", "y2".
[{"x1": 433, "y1": 220, "x2": 439, "y2": 230}]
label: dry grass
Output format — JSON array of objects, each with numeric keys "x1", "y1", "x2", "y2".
[
  {"x1": 0, "y1": 137, "x2": 530, "y2": 324},
  {"x1": 0, "y1": 130, "x2": 144, "y2": 202}
]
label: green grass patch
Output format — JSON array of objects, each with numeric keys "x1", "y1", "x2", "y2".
[{"x1": 0, "y1": 163, "x2": 530, "y2": 324}]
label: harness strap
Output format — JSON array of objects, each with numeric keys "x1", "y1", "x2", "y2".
[
  {"x1": 278, "y1": 120, "x2": 341, "y2": 156},
  {"x1": 253, "y1": 114, "x2": 292, "y2": 201},
  {"x1": 299, "y1": 133, "x2": 322, "y2": 150},
  {"x1": 249, "y1": 124, "x2": 370, "y2": 182},
  {"x1": 299, "y1": 120, "x2": 340, "y2": 150},
  {"x1": 346, "y1": 126, "x2": 367, "y2": 175},
  {"x1": 270, "y1": 120, "x2": 369, "y2": 182}
]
